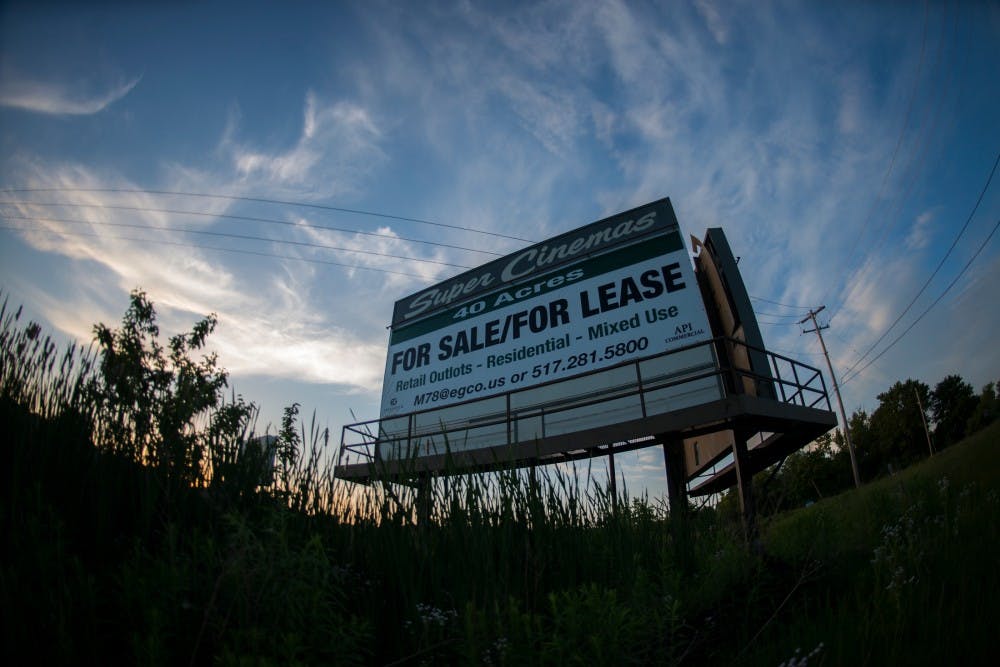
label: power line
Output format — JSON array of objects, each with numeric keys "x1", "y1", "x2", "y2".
[
  {"x1": 0, "y1": 224, "x2": 431, "y2": 278},
  {"x1": 756, "y1": 318, "x2": 801, "y2": 327},
  {"x1": 825, "y1": 0, "x2": 933, "y2": 314},
  {"x1": 831, "y1": 328, "x2": 888, "y2": 377},
  {"x1": 839, "y1": 150, "x2": 999, "y2": 381},
  {"x1": 842, "y1": 215, "x2": 1000, "y2": 385},
  {"x1": 0, "y1": 187, "x2": 537, "y2": 243},
  {"x1": 748, "y1": 295, "x2": 811, "y2": 310},
  {"x1": 0, "y1": 199, "x2": 504, "y2": 257},
  {"x1": 764, "y1": 345, "x2": 825, "y2": 357},
  {"x1": 753, "y1": 310, "x2": 806, "y2": 319},
  {"x1": 828, "y1": 1, "x2": 963, "y2": 325},
  {"x1": 0, "y1": 213, "x2": 474, "y2": 269}
]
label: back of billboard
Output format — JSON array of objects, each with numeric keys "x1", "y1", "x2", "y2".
[{"x1": 378, "y1": 198, "x2": 718, "y2": 459}]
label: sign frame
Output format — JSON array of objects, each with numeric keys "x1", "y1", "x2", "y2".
[{"x1": 379, "y1": 199, "x2": 717, "y2": 439}]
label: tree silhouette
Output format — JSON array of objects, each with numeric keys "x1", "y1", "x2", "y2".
[
  {"x1": 930, "y1": 375, "x2": 977, "y2": 447},
  {"x1": 967, "y1": 381, "x2": 999, "y2": 435},
  {"x1": 868, "y1": 379, "x2": 931, "y2": 470},
  {"x1": 89, "y1": 288, "x2": 253, "y2": 487}
]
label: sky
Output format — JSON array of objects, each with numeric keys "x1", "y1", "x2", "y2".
[{"x1": 1, "y1": 0, "x2": 998, "y2": 501}]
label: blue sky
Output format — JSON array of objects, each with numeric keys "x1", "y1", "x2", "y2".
[{"x1": 2, "y1": 0, "x2": 998, "y2": 500}]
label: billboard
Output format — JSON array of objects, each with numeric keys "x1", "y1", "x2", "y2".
[{"x1": 377, "y1": 199, "x2": 716, "y2": 459}]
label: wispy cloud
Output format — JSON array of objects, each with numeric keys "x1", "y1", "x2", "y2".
[
  {"x1": 0, "y1": 75, "x2": 141, "y2": 115},
  {"x1": 495, "y1": 76, "x2": 583, "y2": 158},
  {"x1": 292, "y1": 218, "x2": 446, "y2": 288},
  {"x1": 695, "y1": 0, "x2": 729, "y2": 45},
  {"x1": 905, "y1": 210, "x2": 935, "y2": 250},
  {"x1": 4, "y1": 173, "x2": 393, "y2": 393},
  {"x1": 224, "y1": 91, "x2": 385, "y2": 197},
  {"x1": 1, "y1": 88, "x2": 400, "y2": 396}
]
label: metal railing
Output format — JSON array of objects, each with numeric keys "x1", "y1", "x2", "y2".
[{"x1": 338, "y1": 337, "x2": 831, "y2": 468}]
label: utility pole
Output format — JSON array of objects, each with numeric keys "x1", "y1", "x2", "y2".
[
  {"x1": 801, "y1": 306, "x2": 861, "y2": 488},
  {"x1": 914, "y1": 387, "x2": 935, "y2": 457}
]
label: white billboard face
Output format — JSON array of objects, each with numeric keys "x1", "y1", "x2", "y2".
[{"x1": 380, "y1": 219, "x2": 712, "y2": 420}]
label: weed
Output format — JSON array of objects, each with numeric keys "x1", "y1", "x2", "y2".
[{"x1": 3, "y1": 291, "x2": 999, "y2": 665}]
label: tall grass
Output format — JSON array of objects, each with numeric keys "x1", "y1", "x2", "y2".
[{"x1": 2, "y1": 293, "x2": 997, "y2": 665}]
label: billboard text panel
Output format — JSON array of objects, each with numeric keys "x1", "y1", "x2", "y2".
[{"x1": 378, "y1": 199, "x2": 717, "y2": 459}]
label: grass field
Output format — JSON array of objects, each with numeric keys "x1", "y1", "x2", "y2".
[
  {"x1": 2, "y1": 300, "x2": 998, "y2": 665},
  {"x1": 751, "y1": 419, "x2": 1000, "y2": 666}
]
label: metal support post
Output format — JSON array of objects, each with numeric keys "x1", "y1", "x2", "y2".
[
  {"x1": 416, "y1": 474, "x2": 432, "y2": 525},
  {"x1": 608, "y1": 447, "x2": 618, "y2": 514},
  {"x1": 661, "y1": 435, "x2": 688, "y2": 515},
  {"x1": 731, "y1": 429, "x2": 758, "y2": 546}
]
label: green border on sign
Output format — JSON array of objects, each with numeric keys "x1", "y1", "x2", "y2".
[{"x1": 390, "y1": 230, "x2": 684, "y2": 345}]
